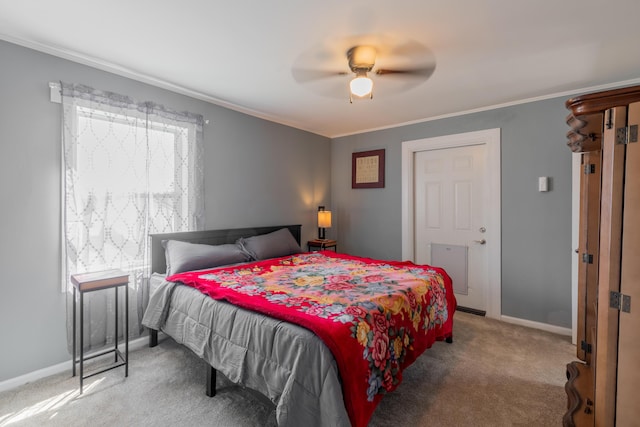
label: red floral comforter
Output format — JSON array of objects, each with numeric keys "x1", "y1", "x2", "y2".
[{"x1": 168, "y1": 251, "x2": 455, "y2": 427}]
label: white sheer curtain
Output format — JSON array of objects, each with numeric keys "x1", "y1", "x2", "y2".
[{"x1": 61, "y1": 82, "x2": 204, "y2": 352}]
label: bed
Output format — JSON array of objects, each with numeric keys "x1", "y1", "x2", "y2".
[{"x1": 142, "y1": 225, "x2": 455, "y2": 427}]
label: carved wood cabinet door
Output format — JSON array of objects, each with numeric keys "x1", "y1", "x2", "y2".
[
  {"x1": 564, "y1": 87, "x2": 640, "y2": 427},
  {"x1": 613, "y1": 100, "x2": 640, "y2": 426}
]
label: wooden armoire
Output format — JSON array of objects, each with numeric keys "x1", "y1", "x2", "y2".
[{"x1": 564, "y1": 85, "x2": 640, "y2": 426}]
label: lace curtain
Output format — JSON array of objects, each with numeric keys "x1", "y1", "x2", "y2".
[{"x1": 61, "y1": 82, "x2": 204, "y2": 352}]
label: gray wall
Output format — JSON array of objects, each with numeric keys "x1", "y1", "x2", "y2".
[
  {"x1": 331, "y1": 99, "x2": 573, "y2": 328},
  {"x1": 0, "y1": 40, "x2": 330, "y2": 382}
]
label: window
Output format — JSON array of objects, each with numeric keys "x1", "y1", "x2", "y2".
[{"x1": 68, "y1": 106, "x2": 196, "y2": 273}]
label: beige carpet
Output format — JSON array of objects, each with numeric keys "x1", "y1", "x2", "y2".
[{"x1": 0, "y1": 312, "x2": 574, "y2": 426}]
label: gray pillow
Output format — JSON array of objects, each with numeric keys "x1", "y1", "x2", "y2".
[
  {"x1": 237, "y1": 228, "x2": 302, "y2": 260},
  {"x1": 163, "y1": 240, "x2": 251, "y2": 276}
]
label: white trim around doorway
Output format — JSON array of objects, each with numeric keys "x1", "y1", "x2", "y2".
[{"x1": 401, "y1": 128, "x2": 502, "y2": 319}]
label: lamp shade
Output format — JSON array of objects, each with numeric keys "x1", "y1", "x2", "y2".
[
  {"x1": 318, "y1": 210, "x2": 332, "y2": 228},
  {"x1": 350, "y1": 76, "x2": 373, "y2": 97}
]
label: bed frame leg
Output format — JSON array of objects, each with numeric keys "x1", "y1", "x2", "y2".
[
  {"x1": 149, "y1": 329, "x2": 158, "y2": 347},
  {"x1": 206, "y1": 364, "x2": 217, "y2": 397},
  {"x1": 446, "y1": 335, "x2": 453, "y2": 344}
]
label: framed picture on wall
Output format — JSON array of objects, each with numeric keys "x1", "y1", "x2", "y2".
[{"x1": 352, "y1": 149, "x2": 385, "y2": 188}]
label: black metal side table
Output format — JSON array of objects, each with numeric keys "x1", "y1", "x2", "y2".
[{"x1": 71, "y1": 269, "x2": 129, "y2": 394}]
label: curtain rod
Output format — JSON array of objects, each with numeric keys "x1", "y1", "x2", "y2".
[{"x1": 47, "y1": 82, "x2": 209, "y2": 124}]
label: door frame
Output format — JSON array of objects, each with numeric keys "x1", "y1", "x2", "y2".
[{"x1": 401, "y1": 128, "x2": 502, "y2": 319}]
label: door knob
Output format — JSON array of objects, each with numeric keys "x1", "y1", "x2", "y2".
[{"x1": 474, "y1": 239, "x2": 486, "y2": 245}]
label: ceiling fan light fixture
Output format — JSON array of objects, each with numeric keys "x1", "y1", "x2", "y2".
[{"x1": 350, "y1": 73, "x2": 373, "y2": 98}]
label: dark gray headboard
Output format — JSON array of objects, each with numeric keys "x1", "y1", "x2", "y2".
[{"x1": 149, "y1": 224, "x2": 302, "y2": 274}]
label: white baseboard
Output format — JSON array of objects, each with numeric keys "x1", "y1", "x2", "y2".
[
  {"x1": 0, "y1": 336, "x2": 149, "y2": 393},
  {"x1": 501, "y1": 315, "x2": 572, "y2": 336}
]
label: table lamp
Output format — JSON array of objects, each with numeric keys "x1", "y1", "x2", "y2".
[{"x1": 317, "y1": 206, "x2": 332, "y2": 240}]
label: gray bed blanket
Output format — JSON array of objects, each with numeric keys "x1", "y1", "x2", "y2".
[{"x1": 142, "y1": 277, "x2": 351, "y2": 427}]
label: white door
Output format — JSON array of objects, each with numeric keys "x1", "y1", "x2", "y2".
[{"x1": 414, "y1": 144, "x2": 489, "y2": 312}]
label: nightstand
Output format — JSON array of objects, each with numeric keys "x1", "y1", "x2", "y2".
[
  {"x1": 71, "y1": 269, "x2": 129, "y2": 394},
  {"x1": 307, "y1": 239, "x2": 338, "y2": 252}
]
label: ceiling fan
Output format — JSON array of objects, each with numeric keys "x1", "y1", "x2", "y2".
[{"x1": 292, "y1": 40, "x2": 436, "y2": 103}]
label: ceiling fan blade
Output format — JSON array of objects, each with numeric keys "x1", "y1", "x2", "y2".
[
  {"x1": 387, "y1": 40, "x2": 429, "y2": 57},
  {"x1": 375, "y1": 64, "x2": 436, "y2": 78},
  {"x1": 292, "y1": 68, "x2": 348, "y2": 84}
]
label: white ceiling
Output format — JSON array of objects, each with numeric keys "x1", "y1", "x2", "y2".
[{"x1": 2, "y1": 0, "x2": 640, "y2": 138}]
